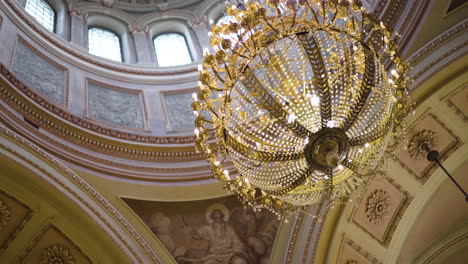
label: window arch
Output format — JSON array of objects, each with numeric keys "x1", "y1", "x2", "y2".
[
  {"x1": 88, "y1": 27, "x2": 123, "y2": 62},
  {"x1": 153, "y1": 33, "x2": 192, "y2": 67},
  {"x1": 25, "y1": 0, "x2": 55, "y2": 32}
]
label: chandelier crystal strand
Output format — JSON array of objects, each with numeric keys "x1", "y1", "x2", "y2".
[{"x1": 193, "y1": 0, "x2": 413, "y2": 217}]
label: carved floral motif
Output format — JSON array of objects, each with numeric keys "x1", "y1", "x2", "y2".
[
  {"x1": 407, "y1": 129, "x2": 438, "y2": 160},
  {"x1": 40, "y1": 245, "x2": 74, "y2": 264},
  {"x1": 365, "y1": 190, "x2": 391, "y2": 224},
  {"x1": 0, "y1": 199, "x2": 10, "y2": 228}
]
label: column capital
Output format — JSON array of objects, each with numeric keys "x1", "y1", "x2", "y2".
[
  {"x1": 69, "y1": 8, "x2": 87, "y2": 20},
  {"x1": 188, "y1": 16, "x2": 208, "y2": 30},
  {"x1": 129, "y1": 24, "x2": 149, "y2": 36}
]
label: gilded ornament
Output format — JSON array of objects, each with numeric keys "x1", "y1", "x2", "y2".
[
  {"x1": 40, "y1": 244, "x2": 74, "y2": 264},
  {"x1": 365, "y1": 190, "x2": 391, "y2": 224},
  {"x1": 0, "y1": 199, "x2": 10, "y2": 228}
]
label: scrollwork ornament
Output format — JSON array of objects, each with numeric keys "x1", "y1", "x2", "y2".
[
  {"x1": 407, "y1": 129, "x2": 438, "y2": 160},
  {"x1": 365, "y1": 190, "x2": 391, "y2": 224},
  {"x1": 40, "y1": 244, "x2": 74, "y2": 264},
  {"x1": 0, "y1": 199, "x2": 10, "y2": 228}
]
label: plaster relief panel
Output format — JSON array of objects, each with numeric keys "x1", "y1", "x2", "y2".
[
  {"x1": 447, "y1": 86, "x2": 468, "y2": 122},
  {"x1": 353, "y1": 175, "x2": 411, "y2": 246},
  {"x1": 11, "y1": 39, "x2": 67, "y2": 106},
  {"x1": 18, "y1": 225, "x2": 92, "y2": 263},
  {"x1": 162, "y1": 92, "x2": 196, "y2": 131},
  {"x1": 0, "y1": 190, "x2": 33, "y2": 255},
  {"x1": 87, "y1": 81, "x2": 146, "y2": 130},
  {"x1": 123, "y1": 196, "x2": 280, "y2": 264},
  {"x1": 339, "y1": 238, "x2": 381, "y2": 264},
  {"x1": 395, "y1": 113, "x2": 462, "y2": 183}
]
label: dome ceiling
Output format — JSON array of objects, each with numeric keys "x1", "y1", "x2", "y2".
[{"x1": 0, "y1": 0, "x2": 466, "y2": 263}]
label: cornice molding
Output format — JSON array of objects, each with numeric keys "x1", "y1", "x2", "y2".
[
  {"x1": 408, "y1": 21, "x2": 468, "y2": 65},
  {"x1": 0, "y1": 64, "x2": 202, "y2": 149}
]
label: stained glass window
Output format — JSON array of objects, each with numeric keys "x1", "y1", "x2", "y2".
[
  {"x1": 153, "y1": 33, "x2": 192, "y2": 67},
  {"x1": 88, "y1": 28, "x2": 122, "y2": 62},
  {"x1": 25, "y1": 0, "x2": 55, "y2": 32}
]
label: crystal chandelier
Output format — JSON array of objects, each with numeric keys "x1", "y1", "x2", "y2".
[{"x1": 193, "y1": 0, "x2": 413, "y2": 215}]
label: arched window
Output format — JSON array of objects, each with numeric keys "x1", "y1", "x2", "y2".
[
  {"x1": 88, "y1": 27, "x2": 122, "y2": 62},
  {"x1": 25, "y1": 0, "x2": 55, "y2": 32},
  {"x1": 153, "y1": 33, "x2": 192, "y2": 67}
]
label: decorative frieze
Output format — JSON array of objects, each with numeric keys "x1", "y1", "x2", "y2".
[
  {"x1": 11, "y1": 39, "x2": 68, "y2": 106},
  {"x1": 87, "y1": 81, "x2": 147, "y2": 130}
]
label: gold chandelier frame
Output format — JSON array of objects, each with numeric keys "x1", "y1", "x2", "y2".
[{"x1": 193, "y1": 0, "x2": 413, "y2": 216}]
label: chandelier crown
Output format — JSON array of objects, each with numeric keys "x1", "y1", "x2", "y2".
[{"x1": 194, "y1": 0, "x2": 413, "y2": 216}]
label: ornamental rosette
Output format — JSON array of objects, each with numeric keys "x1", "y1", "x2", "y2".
[
  {"x1": 40, "y1": 244, "x2": 74, "y2": 264},
  {"x1": 194, "y1": 0, "x2": 413, "y2": 216},
  {"x1": 0, "y1": 199, "x2": 10, "y2": 228},
  {"x1": 407, "y1": 129, "x2": 438, "y2": 160},
  {"x1": 365, "y1": 190, "x2": 391, "y2": 224}
]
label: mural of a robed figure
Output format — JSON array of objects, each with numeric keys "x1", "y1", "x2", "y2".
[{"x1": 123, "y1": 196, "x2": 280, "y2": 264}]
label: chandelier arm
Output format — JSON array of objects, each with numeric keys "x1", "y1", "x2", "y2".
[
  {"x1": 342, "y1": 158, "x2": 369, "y2": 176},
  {"x1": 342, "y1": 49, "x2": 375, "y2": 131},
  {"x1": 296, "y1": 32, "x2": 332, "y2": 128},
  {"x1": 264, "y1": 166, "x2": 313, "y2": 195},
  {"x1": 241, "y1": 67, "x2": 313, "y2": 138},
  {"x1": 225, "y1": 134, "x2": 304, "y2": 162},
  {"x1": 348, "y1": 118, "x2": 392, "y2": 146}
]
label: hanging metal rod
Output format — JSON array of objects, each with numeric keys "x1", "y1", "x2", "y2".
[{"x1": 426, "y1": 149, "x2": 468, "y2": 203}]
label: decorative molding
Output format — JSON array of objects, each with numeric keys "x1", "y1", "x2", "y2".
[
  {"x1": 395, "y1": 113, "x2": 463, "y2": 183},
  {"x1": 17, "y1": 224, "x2": 93, "y2": 263},
  {"x1": 0, "y1": 199, "x2": 10, "y2": 228},
  {"x1": 0, "y1": 63, "x2": 198, "y2": 144},
  {"x1": 285, "y1": 211, "x2": 305, "y2": 264},
  {"x1": 353, "y1": 174, "x2": 413, "y2": 247},
  {"x1": 0, "y1": 189, "x2": 34, "y2": 256},
  {"x1": 397, "y1": 0, "x2": 431, "y2": 54},
  {"x1": 0, "y1": 65, "x2": 210, "y2": 162},
  {"x1": 0, "y1": 101, "x2": 213, "y2": 182},
  {"x1": 301, "y1": 204, "x2": 327, "y2": 264},
  {"x1": 339, "y1": 238, "x2": 383, "y2": 264},
  {"x1": 0, "y1": 15, "x2": 3, "y2": 32},
  {"x1": 412, "y1": 41, "x2": 467, "y2": 82},
  {"x1": 408, "y1": 21, "x2": 468, "y2": 65},
  {"x1": 417, "y1": 228, "x2": 468, "y2": 263},
  {"x1": 0, "y1": 128, "x2": 160, "y2": 263},
  {"x1": 447, "y1": 85, "x2": 468, "y2": 122}
]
